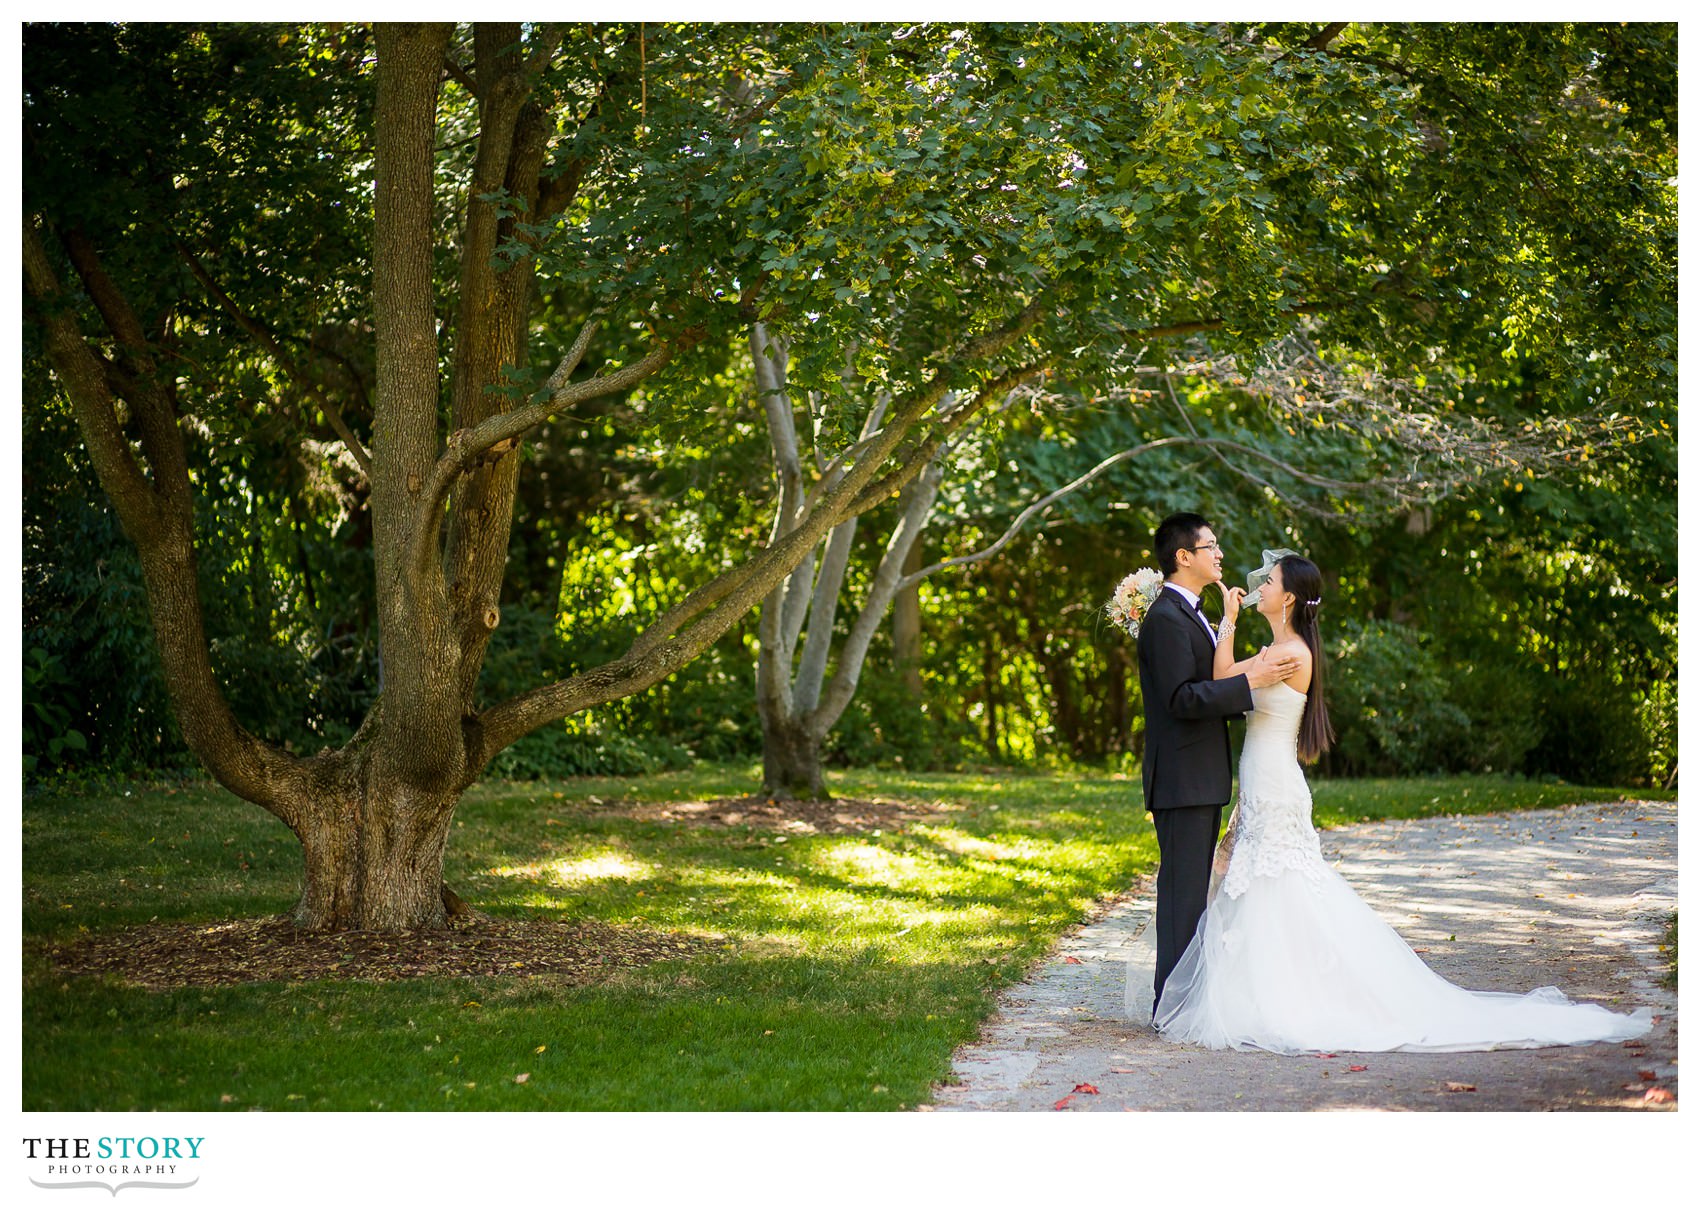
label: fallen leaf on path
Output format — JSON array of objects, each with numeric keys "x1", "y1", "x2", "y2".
[
  {"x1": 1348, "y1": 1065, "x2": 1369, "y2": 1072},
  {"x1": 1063, "y1": 956, "x2": 1083, "y2": 964},
  {"x1": 1637, "y1": 1070, "x2": 1658, "y2": 1081},
  {"x1": 1312, "y1": 1053, "x2": 1337, "y2": 1059},
  {"x1": 1110, "y1": 1067, "x2": 1136, "y2": 1074},
  {"x1": 1073, "y1": 1083, "x2": 1100, "y2": 1094},
  {"x1": 1642, "y1": 1088, "x2": 1673, "y2": 1104},
  {"x1": 1444, "y1": 1082, "x2": 1476, "y2": 1092},
  {"x1": 1054, "y1": 1094, "x2": 1075, "y2": 1110}
]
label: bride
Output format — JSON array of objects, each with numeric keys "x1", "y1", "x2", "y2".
[{"x1": 1152, "y1": 552, "x2": 1653, "y2": 1053}]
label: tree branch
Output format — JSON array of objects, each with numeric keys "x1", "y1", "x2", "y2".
[
  {"x1": 23, "y1": 215, "x2": 305, "y2": 815},
  {"x1": 814, "y1": 457, "x2": 945, "y2": 729},
  {"x1": 472, "y1": 370, "x2": 957, "y2": 761},
  {"x1": 1306, "y1": 22, "x2": 1350, "y2": 52},
  {"x1": 22, "y1": 219, "x2": 157, "y2": 523},
  {"x1": 58, "y1": 226, "x2": 188, "y2": 494},
  {"x1": 177, "y1": 240, "x2": 374, "y2": 475}
]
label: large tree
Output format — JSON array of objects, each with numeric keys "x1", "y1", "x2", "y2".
[{"x1": 23, "y1": 22, "x2": 1673, "y2": 930}]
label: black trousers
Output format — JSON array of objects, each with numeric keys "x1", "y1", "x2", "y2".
[{"x1": 1151, "y1": 803, "x2": 1223, "y2": 1014}]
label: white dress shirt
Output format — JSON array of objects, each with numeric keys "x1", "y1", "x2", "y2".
[{"x1": 1166, "y1": 583, "x2": 1216, "y2": 642}]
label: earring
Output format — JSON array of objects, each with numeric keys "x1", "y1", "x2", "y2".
[{"x1": 1282, "y1": 603, "x2": 1289, "y2": 629}]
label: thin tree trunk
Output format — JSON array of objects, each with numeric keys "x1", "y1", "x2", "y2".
[{"x1": 892, "y1": 538, "x2": 924, "y2": 697}]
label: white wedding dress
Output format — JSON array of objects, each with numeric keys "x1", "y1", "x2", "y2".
[{"x1": 1153, "y1": 681, "x2": 1654, "y2": 1053}]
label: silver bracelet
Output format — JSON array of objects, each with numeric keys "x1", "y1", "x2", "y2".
[{"x1": 1216, "y1": 620, "x2": 1235, "y2": 642}]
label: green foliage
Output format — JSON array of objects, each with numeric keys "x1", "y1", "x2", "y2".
[
  {"x1": 486, "y1": 723, "x2": 692, "y2": 780},
  {"x1": 1322, "y1": 621, "x2": 1472, "y2": 776},
  {"x1": 22, "y1": 21, "x2": 1677, "y2": 793},
  {"x1": 825, "y1": 661, "x2": 965, "y2": 771},
  {"x1": 22, "y1": 648, "x2": 88, "y2": 774}
]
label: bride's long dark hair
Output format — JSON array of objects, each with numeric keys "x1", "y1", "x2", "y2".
[{"x1": 1278, "y1": 554, "x2": 1335, "y2": 763}]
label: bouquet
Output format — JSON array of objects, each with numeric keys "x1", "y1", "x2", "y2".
[{"x1": 1106, "y1": 568, "x2": 1165, "y2": 639}]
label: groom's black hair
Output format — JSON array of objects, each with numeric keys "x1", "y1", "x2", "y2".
[{"x1": 1154, "y1": 512, "x2": 1210, "y2": 577}]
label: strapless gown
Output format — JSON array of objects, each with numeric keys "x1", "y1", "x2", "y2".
[{"x1": 1153, "y1": 681, "x2": 1654, "y2": 1053}]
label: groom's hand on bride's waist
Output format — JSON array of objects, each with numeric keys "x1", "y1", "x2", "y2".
[{"x1": 1245, "y1": 647, "x2": 1300, "y2": 688}]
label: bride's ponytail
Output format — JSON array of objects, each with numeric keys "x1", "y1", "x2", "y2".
[{"x1": 1278, "y1": 555, "x2": 1336, "y2": 763}]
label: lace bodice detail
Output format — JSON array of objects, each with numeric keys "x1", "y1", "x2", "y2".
[{"x1": 1220, "y1": 682, "x2": 1326, "y2": 899}]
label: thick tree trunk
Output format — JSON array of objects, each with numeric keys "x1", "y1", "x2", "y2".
[
  {"x1": 286, "y1": 746, "x2": 468, "y2": 931},
  {"x1": 761, "y1": 722, "x2": 827, "y2": 801}
]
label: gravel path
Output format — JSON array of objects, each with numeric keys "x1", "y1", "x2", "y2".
[{"x1": 925, "y1": 800, "x2": 1677, "y2": 1112}]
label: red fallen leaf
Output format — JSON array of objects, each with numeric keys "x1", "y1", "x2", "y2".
[
  {"x1": 1054, "y1": 1094, "x2": 1075, "y2": 1110},
  {"x1": 1073, "y1": 1083, "x2": 1100, "y2": 1095},
  {"x1": 1637, "y1": 1070, "x2": 1658, "y2": 1081},
  {"x1": 1642, "y1": 1088, "x2": 1673, "y2": 1104},
  {"x1": 1348, "y1": 1065, "x2": 1369, "y2": 1072},
  {"x1": 1063, "y1": 956, "x2": 1083, "y2": 964},
  {"x1": 1312, "y1": 1053, "x2": 1337, "y2": 1059}
]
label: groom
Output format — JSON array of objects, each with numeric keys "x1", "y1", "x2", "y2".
[{"x1": 1138, "y1": 512, "x2": 1297, "y2": 1018}]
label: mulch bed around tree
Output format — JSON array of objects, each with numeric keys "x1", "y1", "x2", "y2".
[
  {"x1": 44, "y1": 914, "x2": 721, "y2": 991},
  {"x1": 597, "y1": 794, "x2": 952, "y2": 834}
]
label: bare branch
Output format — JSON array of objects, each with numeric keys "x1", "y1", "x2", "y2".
[
  {"x1": 1156, "y1": 334, "x2": 1643, "y2": 510},
  {"x1": 1305, "y1": 22, "x2": 1351, "y2": 52},
  {"x1": 442, "y1": 55, "x2": 481, "y2": 99},
  {"x1": 420, "y1": 322, "x2": 696, "y2": 527},
  {"x1": 901, "y1": 437, "x2": 1204, "y2": 588}
]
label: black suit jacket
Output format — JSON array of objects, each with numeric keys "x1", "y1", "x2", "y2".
[{"x1": 1136, "y1": 586, "x2": 1253, "y2": 812}]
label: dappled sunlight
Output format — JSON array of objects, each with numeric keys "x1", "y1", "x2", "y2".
[
  {"x1": 809, "y1": 840, "x2": 936, "y2": 888},
  {"x1": 911, "y1": 826, "x2": 1038, "y2": 862},
  {"x1": 488, "y1": 849, "x2": 660, "y2": 886}
]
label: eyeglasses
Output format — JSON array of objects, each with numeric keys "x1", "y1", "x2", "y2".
[{"x1": 1184, "y1": 541, "x2": 1222, "y2": 553}]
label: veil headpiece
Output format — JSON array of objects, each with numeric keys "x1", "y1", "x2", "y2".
[{"x1": 1242, "y1": 548, "x2": 1301, "y2": 607}]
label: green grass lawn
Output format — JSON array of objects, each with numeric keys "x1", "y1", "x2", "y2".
[{"x1": 22, "y1": 766, "x2": 1673, "y2": 1112}]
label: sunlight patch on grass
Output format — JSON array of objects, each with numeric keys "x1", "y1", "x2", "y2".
[
  {"x1": 910, "y1": 826, "x2": 1035, "y2": 862},
  {"x1": 489, "y1": 849, "x2": 659, "y2": 885},
  {"x1": 808, "y1": 840, "x2": 933, "y2": 887}
]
